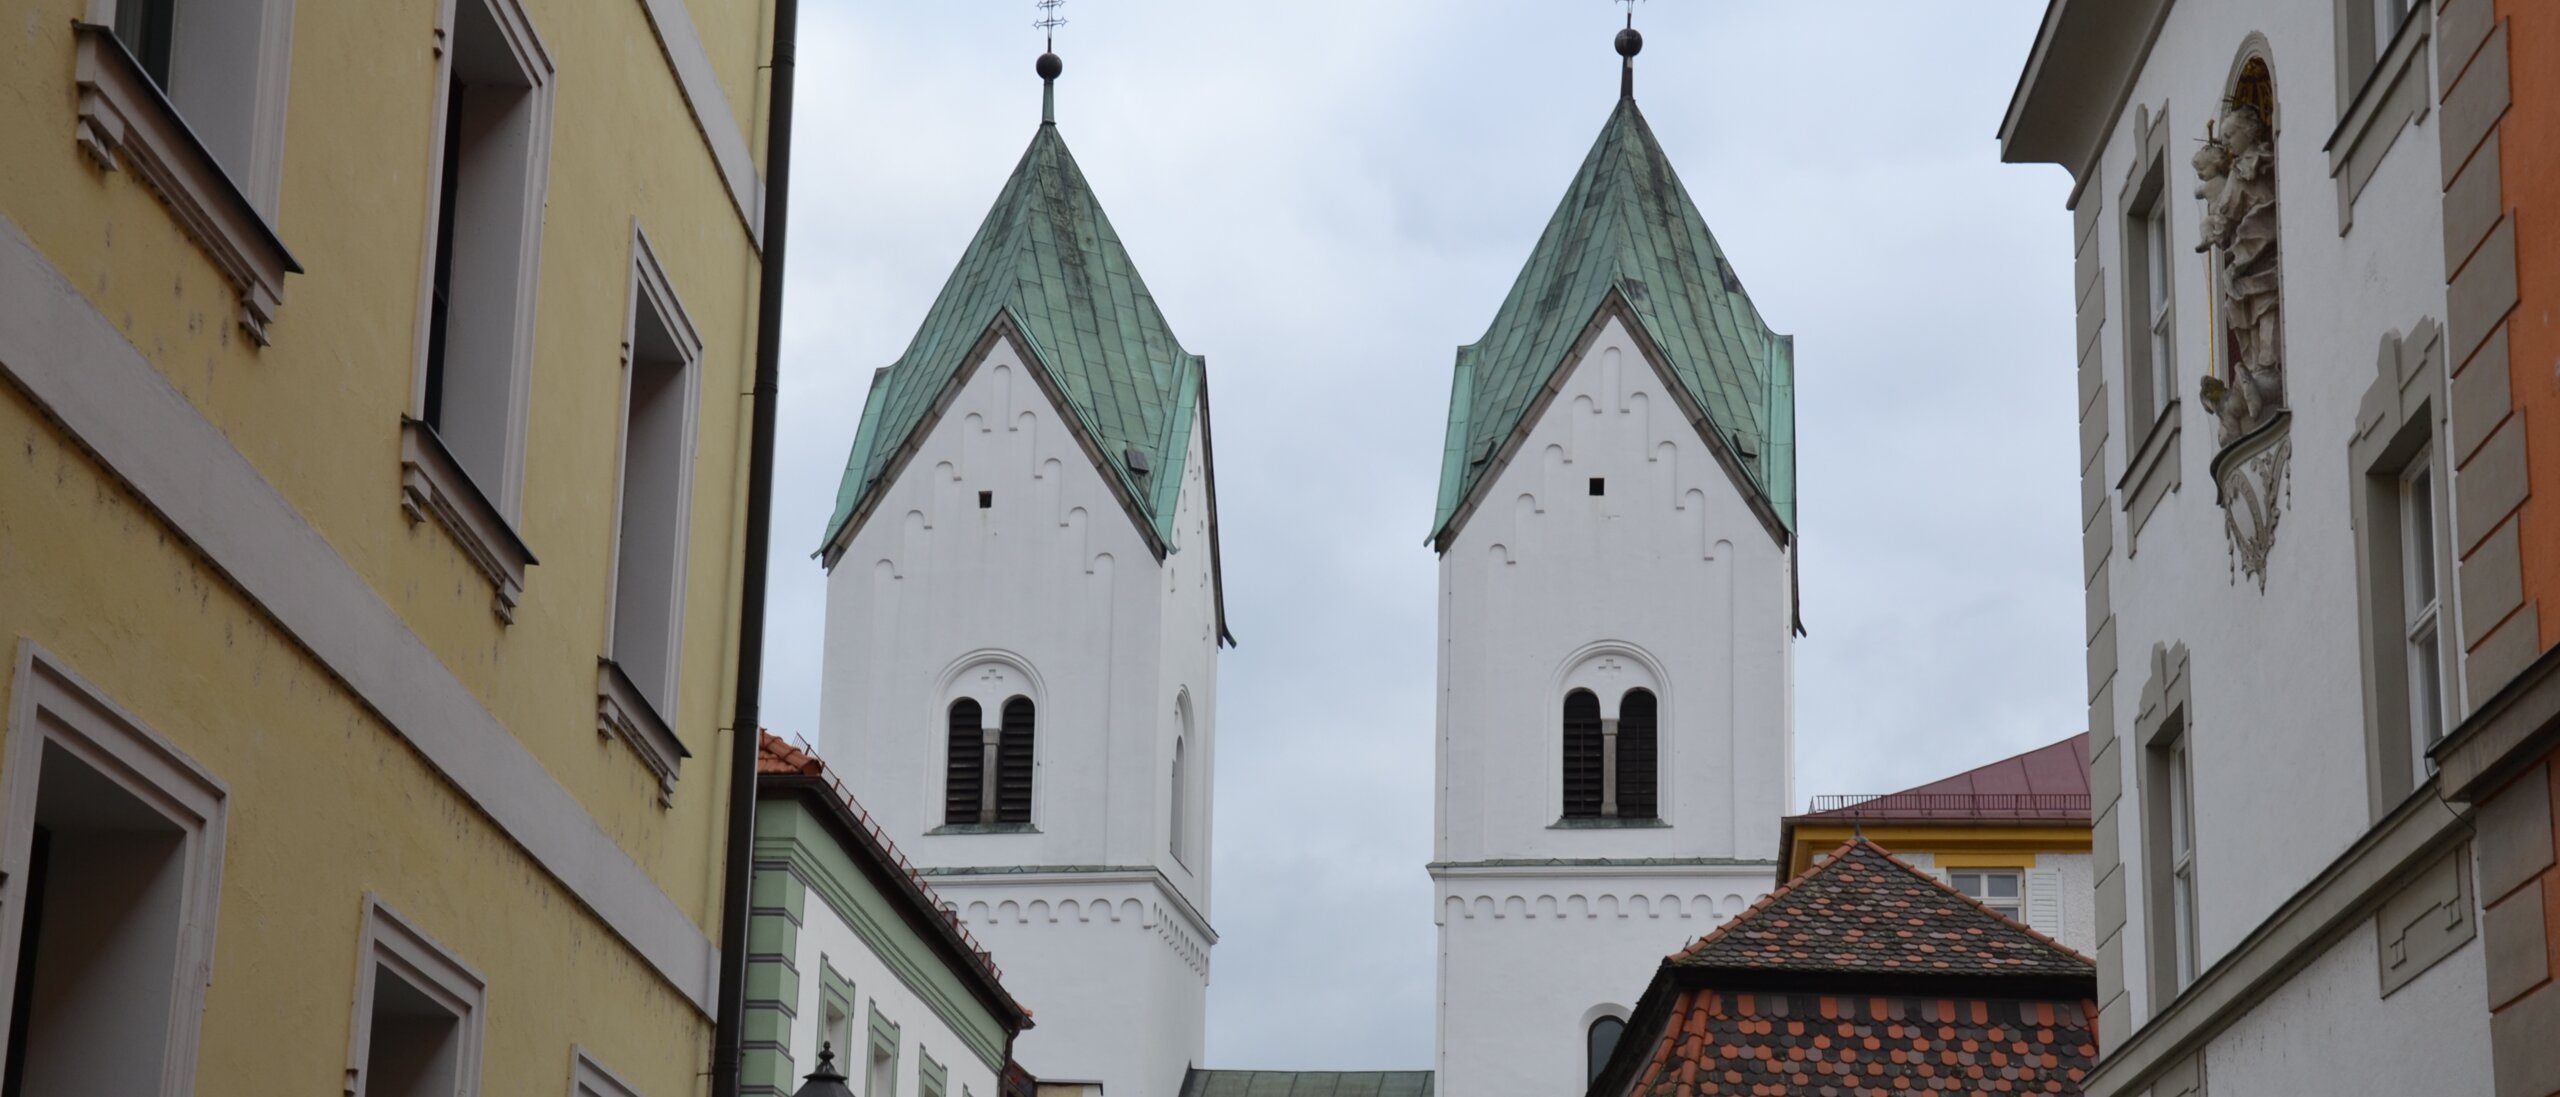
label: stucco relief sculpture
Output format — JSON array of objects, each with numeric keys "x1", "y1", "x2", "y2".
[
  {"x1": 2194, "y1": 101, "x2": 2284, "y2": 444},
  {"x1": 2197, "y1": 66, "x2": 2289, "y2": 591}
]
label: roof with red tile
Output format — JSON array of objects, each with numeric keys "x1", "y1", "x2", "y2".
[
  {"x1": 1617, "y1": 988, "x2": 2098, "y2": 1097},
  {"x1": 1677, "y1": 839, "x2": 2093, "y2": 979},
  {"x1": 1593, "y1": 839, "x2": 2098, "y2": 1097},
  {"x1": 755, "y1": 732, "x2": 1031, "y2": 1030},
  {"x1": 1793, "y1": 734, "x2": 2091, "y2": 822}
]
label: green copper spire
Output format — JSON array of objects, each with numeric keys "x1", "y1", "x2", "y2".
[
  {"x1": 817, "y1": 108, "x2": 1206, "y2": 562},
  {"x1": 1431, "y1": 96, "x2": 1796, "y2": 545}
]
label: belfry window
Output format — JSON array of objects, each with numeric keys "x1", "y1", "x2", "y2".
[
  {"x1": 1561, "y1": 688, "x2": 1658, "y2": 821},
  {"x1": 1561, "y1": 690, "x2": 1603, "y2": 818},
  {"x1": 945, "y1": 697, "x2": 1036, "y2": 826}
]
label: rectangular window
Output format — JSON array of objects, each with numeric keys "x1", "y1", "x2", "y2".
[
  {"x1": 2166, "y1": 738, "x2": 2199, "y2": 990},
  {"x1": 414, "y1": 0, "x2": 554, "y2": 514},
  {"x1": 2122, "y1": 152, "x2": 2177, "y2": 444},
  {"x1": 111, "y1": 0, "x2": 176, "y2": 88},
  {"x1": 346, "y1": 898, "x2": 486, "y2": 1097},
  {"x1": 2145, "y1": 204, "x2": 2174, "y2": 416},
  {"x1": 2402, "y1": 459, "x2": 2446, "y2": 768},
  {"x1": 1, "y1": 650, "x2": 227, "y2": 1097},
  {"x1": 2373, "y1": 0, "x2": 2412, "y2": 56},
  {"x1": 867, "y1": 1042, "x2": 895, "y2": 1097},
  {"x1": 824, "y1": 1003, "x2": 854, "y2": 1072},
  {"x1": 1951, "y1": 870, "x2": 2025, "y2": 921},
  {"x1": 606, "y1": 232, "x2": 703, "y2": 725}
]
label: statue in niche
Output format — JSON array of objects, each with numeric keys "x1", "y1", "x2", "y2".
[{"x1": 2193, "y1": 94, "x2": 2284, "y2": 444}]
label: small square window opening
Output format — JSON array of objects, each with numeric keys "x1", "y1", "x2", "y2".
[
  {"x1": 1588, "y1": 478, "x2": 1605, "y2": 497},
  {"x1": 978, "y1": 491, "x2": 993, "y2": 509}
]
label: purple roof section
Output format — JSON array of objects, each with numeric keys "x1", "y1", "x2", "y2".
[{"x1": 1796, "y1": 733, "x2": 2091, "y2": 822}]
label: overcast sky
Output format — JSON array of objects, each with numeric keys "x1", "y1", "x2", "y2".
[{"x1": 760, "y1": 0, "x2": 2080, "y2": 1072}]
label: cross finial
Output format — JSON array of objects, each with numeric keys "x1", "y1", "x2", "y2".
[
  {"x1": 1615, "y1": 0, "x2": 1645, "y2": 100},
  {"x1": 1035, "y1": 0, "x2": 1067, "y2": 124}
]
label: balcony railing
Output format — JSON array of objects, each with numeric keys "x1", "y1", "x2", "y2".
[{"x1": 1804, "y1": 792, "x2": 2091, "y2": 818}]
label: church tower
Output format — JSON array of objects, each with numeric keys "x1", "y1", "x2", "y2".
[
  {"x1": 1429, "y1": 25, "x2": 1796, "y2": 1097},
  {"x1": 814, "y1": 49, "x2": 1227, "y2": 1097}
]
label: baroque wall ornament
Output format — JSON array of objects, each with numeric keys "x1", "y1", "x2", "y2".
[
  {"x1": 2213, "y1": 413, "x2": 2290, "y2": 590},
  {"x1": 2197, "y1": 56, "x2": 2288, "y2": 589}
]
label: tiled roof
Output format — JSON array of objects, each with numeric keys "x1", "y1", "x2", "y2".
[
  {"x1": 1179, "y1": 1071, "x2": 1434, "y2": 1097},
  {"x1": 755, "y1": 733, "x2": 1030, "y2": 1027},
  {"x1": 1676, "y1": 840, "x2": 2093, "y2": 979},
  {"x1": 820, "y1": 119, "x2": 1206, "y2": 560},
  {"x1": 1797, "y1": 734, "x2": 2092, "y2": 822},
  {"x1": 1618, "y1": 988, "x2": 2098, "y2": 1097},
  {"x1": 1434, "y1": 96, "x2": 1795, "y2": 544}
]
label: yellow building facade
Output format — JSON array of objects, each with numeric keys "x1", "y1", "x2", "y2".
[{"x1": 0, "y1": 0, "x2": 777, "y2": 1093}]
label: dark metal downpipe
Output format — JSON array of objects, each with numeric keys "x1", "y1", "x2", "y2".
[{"x1": 712, "y1": 0, "x2": 797, "y2": 1092}]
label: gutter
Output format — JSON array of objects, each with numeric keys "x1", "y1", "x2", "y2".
[{"x1": 711, "y1": 0, "x2": 798, "y2": 1093}]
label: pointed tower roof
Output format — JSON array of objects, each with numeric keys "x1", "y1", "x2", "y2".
[
  {"x1": 1432, "y1": 96, "x2": 1795, "y2": 547},
  {"x1": 819, "y1": 100, "x2": 1208, "y2": 566}
]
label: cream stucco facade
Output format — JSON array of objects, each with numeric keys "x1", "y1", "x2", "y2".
[{"x1": 0, "y1": 0, "x2": 778, "y2": 1093}]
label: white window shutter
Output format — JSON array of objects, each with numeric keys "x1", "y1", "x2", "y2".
[{"x1": 2026, "y1": 867, "x2": 2064, "y2": 936}]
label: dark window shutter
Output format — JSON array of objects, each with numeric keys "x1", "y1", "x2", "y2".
[
  {"x1": 997, "y1": 698, "x2": 1036, "y2": 823},
  {"x1": 1562, "y1": 690, "x2": 1603, "y2": 818},
  {"x1": 945, "y1": 700, "x2": 984, "y2": 826},
  {"x1": 1617, "y1": 688, "x2": 1658, "y2": 820}
]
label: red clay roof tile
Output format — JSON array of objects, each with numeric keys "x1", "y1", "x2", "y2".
[{"x1": 1675, "y1": 838, "x2": 2093, "y2": 978}]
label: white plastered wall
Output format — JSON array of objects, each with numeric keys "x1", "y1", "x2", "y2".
[
  {"x1": 1433, "y1": 314, "x2": 1795, "y2": 1096},
  {"x1": 2087, "y1": 2, "x2": 2458, "y2": 1030},
  {"x1": 791, "y1": 892, "x2": 1005, "y2": 1097},
  {"x1": 817, "y1": 334, "x2": 1218, "y2": 1097}
]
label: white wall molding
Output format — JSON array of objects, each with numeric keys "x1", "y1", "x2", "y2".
[
  {"x1": 346, "y1": 895, "x2": 487, "y2": 1097},
  {"x1": 0, "y1": 211, "x2": 720, "y2": 1014}
]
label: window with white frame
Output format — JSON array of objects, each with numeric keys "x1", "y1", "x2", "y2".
[
  {"x1": 413, "y1": 0, "x2": 553, "y2": 512},
  {"x1": 602, "y1": 230, "x2": 703, "y2": 734},
  {"x1": 2401, "y1": 457, "x2": 2447, "y2": 769},
  {"x1": 1, "y1": 650, "x2": 228, "y2": 1097},
  {"x1": 1950, "y1": 870, "x2": 2025, "y2": 921},
  {"x1": 2165, "y1": 737, "x2": 2199, "y2": 991},
  {"x1": 1169, "y1": 736, "x2": 1187, "y2": 863},
  {"x1": 2144, "y1": 202, "x2": 2175, "y2": 417},
  {"x1": 2372, "y1": 0, "x2": 2414, "y2": 56},
  {"x1": 346, "y1": 897, "x2": 486, "y2": 1097}
]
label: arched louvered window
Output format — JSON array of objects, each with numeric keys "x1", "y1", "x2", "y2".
[
  {"x1": 1562, "y1": 689, "x2": 1603, "y2": 818},
  {"x1": 996, "y1": 697, "x2": 1036, "y2": 823},
  {"x1": 944, "y1": 699, "x2": 985, "y2": 826},
  {"x1": 1588, "y1": 1015, "x2": 1627, "y2": 1084},
  {"x1": 1617, "y1": 688, "x2": 1658, "y2": 820},
  {"x1": 1170, "y1": 737, "x2": 1187, "y2": 861}
]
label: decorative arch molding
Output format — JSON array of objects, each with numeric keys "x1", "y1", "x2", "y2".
[
  {"x1": 953, "y1": 892, "x2": 1210, "y2": 977},
  {"x1": 1579, "y1": 1002, "x2": 1633, "y2": 1031},
  {"x1": 2222, "y1": 34, "x2": 2281, "y2": 133},
  {"x1": 934, "y1": 649, "x2": 1047, "y2": 713}
]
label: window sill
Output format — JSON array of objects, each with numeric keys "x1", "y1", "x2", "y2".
[
  {"x1": 2324, "y1": 2, "x2": 2432, "y2": 233},
  {"x1": 1550, "y1": 817, "x2": 1669, "y2": 830},
  {"x1": 399, "y1": 417, "x2": 535, "y2": 621},
  {"x1": 2115, "y1": 400, "x2": 2183, "y2": 553},
  {"x1": 71, "y1": 23, "x2": 299, "y2": 345},
  {"x1": 928, "y1": 822, "x2": 1040, "y2": 836},
  {"x1": 597, "y1": 658, "x2": 687, "y2": 804}
]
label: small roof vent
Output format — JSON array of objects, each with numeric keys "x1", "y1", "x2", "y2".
[{"x1": 1124, "y1": 446, "x2": 1152, "y2": 476}]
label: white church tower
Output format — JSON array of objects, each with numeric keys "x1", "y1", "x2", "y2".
[
  {"x1": 814, "y1": 51, "x2": 1227, "y2": 1097},
  {"x1": 1429, "y1": 26, "x2": 1796, "y2": 1097}
]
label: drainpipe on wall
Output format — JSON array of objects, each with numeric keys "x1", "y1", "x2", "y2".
[{"x1": 711, "y1": 0, "x2": 798, "y2": 1093}]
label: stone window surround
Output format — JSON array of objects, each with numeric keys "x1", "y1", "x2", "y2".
[
  {"x1": 2351, "y1": 319, "x2": 2459, "y2": 821},
  {"x1": 1549, "y1": 642, "x2": 1673, "y2": 828},
  {"x1": 71, "y1": 7, "x2": 301, "y2": 345},
  {"x1": 2325, "y1": 2, "x2": 2433, "y2": 233},
  {"x1": 2116, "y1": 103, "x2": 2183, "y2": 551},
  {"x1": 398, "y1": 0, "x2": 556, "y2": 624},
  {"x1": 0, "y1": 642, "x2": 230, "y2": 1097},
  {"x1": 866, "y1": 1003, "x2": 903, "y2": 1097},
  {"x1": 569, "y1": 1048, "x2": 645, "y2": 1097},
  {"x1": 2135, "y1": 642, "x2": 2196, "y2": 1013},
  {"x1": 344, "y1": 894, "x2": 487, "y2": 1097},
  {"x1": 595, "y1": 224, "x2": 705, "y2": 804}
]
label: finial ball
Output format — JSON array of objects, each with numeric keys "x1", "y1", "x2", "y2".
[
  {"x1": 1036, "y1": 52, "x2": 1063, "y2": 81},
  {"x1": 1615, "y1": 27, "x2": 1644, "y2": 58}
]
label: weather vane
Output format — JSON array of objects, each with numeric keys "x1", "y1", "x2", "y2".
[{"x1": 1035, "y1": 0, "x2": 1067, "y2": 51}]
